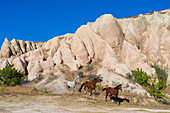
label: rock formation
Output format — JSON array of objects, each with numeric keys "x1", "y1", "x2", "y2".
[
  {"x1": 0, "y1": 9, "x2": 170, "y2": 95},
  {"x1": 0, "y1": 38, "x2": 46, "y2": 58}
]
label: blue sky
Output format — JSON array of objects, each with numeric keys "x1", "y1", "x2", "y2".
[{"x1": 0, "y1": 0, "x2": 169, "y2": 47}]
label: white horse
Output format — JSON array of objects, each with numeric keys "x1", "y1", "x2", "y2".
[{"x1": 66, "y1": 76, "x2": 79, "y2": 92}]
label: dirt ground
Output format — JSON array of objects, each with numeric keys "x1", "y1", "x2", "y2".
[{"x1": 0, "y1": 88, "x2": 170, "y2": 113}]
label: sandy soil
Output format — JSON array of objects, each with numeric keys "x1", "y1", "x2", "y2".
[{"x1": 0, "y1": 93, "x2": 170, "y2": 113}]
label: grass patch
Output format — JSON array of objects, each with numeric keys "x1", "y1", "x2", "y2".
[{"x1": 0, "y1": 86, "x2": 46, "y2": 95}]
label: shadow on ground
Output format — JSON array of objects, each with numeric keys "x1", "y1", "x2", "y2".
[{"x1": 110, "y1": 96, "x2": 130, "y2": 105}]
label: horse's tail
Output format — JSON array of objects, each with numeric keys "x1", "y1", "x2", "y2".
[
  {"x1": 102, "y1": 88, "x2": 107, "y2": 91},
  {"x1": 78, "y1": 83, "x2": 84, "y2": 92}
]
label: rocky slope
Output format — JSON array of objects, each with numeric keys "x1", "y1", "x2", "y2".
[{"x1": 0, "y1": 9, "x2": 170, "y2": 95}]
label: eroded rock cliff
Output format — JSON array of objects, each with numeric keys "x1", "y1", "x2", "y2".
[{"x1": 1, "y1": 9, "x2": 170, "y2": 94}]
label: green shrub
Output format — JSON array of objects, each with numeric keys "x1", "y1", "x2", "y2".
[
  {"x1": 86, "y1": 65, "x2": 93, "y2": 71},
  {"x1": 78, "y1": 71, "x2": 85, "y2": 78},
  {"x1": 0, "y1": 64, "x2": 25, "y2": 86},
  {"x1": 95, "y1": 85, "x2": 104, "y2": 90},
  {"x1": 87, "y1": 74, "x2": 100, "y2": 82},
  {"x1": 32, "y1": 88, "x2": 39, "y2": 92},
  {"x1": 151, "y1": 64, "x2": 167, "y2": 81},
  {"x1": 131, "y1": 68, "x2": 168, "y2": 102},
  {"x1": 147, "y1": 74, "x2": 168, "y2": 101},
  {"x1": 131, "y1": 68, "x2": 152, "y2": 87}
]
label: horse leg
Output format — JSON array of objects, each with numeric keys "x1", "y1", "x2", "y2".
[
  {"x1": 109, "y1": 94, "x2": 114, "y2": 102},
  {"x1": 84, "y1": 87, "x2": 87, "y2": 94},
  {"x1": 115, "y1": 96, "x2": 117, "y2": 104},
  {"x1": 93, "y1": 88, "x2": 96, "y2": 94},
  {"x1": 75, "y1": 85, "x2": 77, "y2": 91},
  {"x1": 90, "y1": 88, "x2": 92, "y2": 96},
  {"x1": 88, "y1": 88, "x2": 90, "y2": 96},
  {"x1": 105, "y1": 92, "x2": 108, "y2": 102}
]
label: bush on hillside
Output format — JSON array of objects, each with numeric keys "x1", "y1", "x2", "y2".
[
  {"x1": 86, "y1": 65, "x2": 93, "y2": 71},
  {"x1": 78, "y1": 71, "x2": 85, "y2": 78},
  {"x1": 151, "y1": 64, "x2": 168, "y2": 81},
  {"x1": 87, "y1": 74, "x2": 101, "y2": 82},
  {"x1": 147, "y1": 74, "x2": 168, "y2": 102},
  {"x1": 0, "y1": 64, "x2": 25, "y2": 86},
  {"x1": 131, "y1": 67, "x2": 168, "y2": 102},
  {"x1": 131, "y1": 68, "x2": 152, "y2": 87},
  {"x1": 95, "y1": 85, "x2": 104, "y2": 90}
]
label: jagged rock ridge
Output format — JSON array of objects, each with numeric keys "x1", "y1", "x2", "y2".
[
  {"x1": 0, "y1": 38, "x2": 46, "y2": 58},
  {"x1": 0, "y1": 9, "x2": 170, "y2": 94}
]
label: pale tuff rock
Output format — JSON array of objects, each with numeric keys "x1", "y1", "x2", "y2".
[
  {"x1": 18, "y1": 40, "x2": 26, "y2": 53},
  {"x1": 44, "y1": 34, "x2": 73, "y2": 58},
  {"x1": 0, "y1": 38, "x2": 46, "y2": 58},
  {"x1": 44, "y1": 37, "x2": 60, "y2": 51},
  {"x1": 91, "y1": 14, "x2": 124, "y2": 56},
  {"x1": 12, "y1": 57, "x2": 27, "y2": 73},
  {"x1": 97, "y1": 68, "x2": 148, "y2": 96},
  {"x1": 27, "y1": 62, "x2": 35, "y2": 74},
  {"x1": 71, "y1": 25, "x2": 130, "y2": 76},
  {"x1": 52, "y1": 49, "x2": 63, "y2": 65},
  {"x1": 24, "y1": 48, "x2": 45, "y2": 63},
  {"x1": 35, "y1": 72, "x2": 67, "y2": 93},
  {"x1": 75, "y1": 26, "x2": 95, "y2": 59},
  {"x1": 70, "y1": 32, "x2": 91, "y2": 65},
  {"x1": 57, "y1": 42, "x2": 81, "y2": 71},
  {"x1": 0, "y1": 38, "x2": 12, "y2": 58},
  {"x1": 28, "y1": 61, "x2": 43, "y2": 81},
  {"x1": 11, "y1": 39, "x2": 23, "y2": 56},
  {"x1": 121, "y1": 40, "x2": 155, "y2": 75},
  {"x1": 121, "y1": 40, "x2": 146, "y2": 68},
  {"x1": 39, "y1": 59, "x2": 54, "y2": 71},
  {"x1": 132, "y1": 62, "x2": 156, "y2": 75},
  {"x1": 0, "y1": 59, "x2": 10, "y2": 70},
  {"x1": 1, "y1": 9, "x2": 170, "y2": 93}
]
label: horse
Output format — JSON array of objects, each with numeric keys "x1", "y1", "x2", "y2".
[
  {"x1": 102, "y1": 84, "x2": 122, "y2": 103},
  {"x1": 78, "y1": 78, "x2": 102, "y2": 96},
  {"x1": 66, "y1": 76, "x2": 79, "y2": 92}
]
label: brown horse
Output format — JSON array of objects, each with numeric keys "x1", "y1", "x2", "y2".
[
  {"x1": 102, "y1": 84, "x2": 122, "y2": 103},
  {"x1": 79, "y1": 78, "x2": 102, "y2": 96}
]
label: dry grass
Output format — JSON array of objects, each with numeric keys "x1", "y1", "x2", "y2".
[
  {"x1": 0, "y1": 86, "x2": 170, "y2": 112},
  {"x1": 0, "y1": 86, "x2": 46, "y2": 95}
]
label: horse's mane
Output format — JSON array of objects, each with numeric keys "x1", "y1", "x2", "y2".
[{"x1": 114, "y1": 84, "x2": 122, "y2": 89}]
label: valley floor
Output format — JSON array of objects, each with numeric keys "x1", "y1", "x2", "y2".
[{"x1": 0, "y1": 92, "x2": 170, "y2": 113}]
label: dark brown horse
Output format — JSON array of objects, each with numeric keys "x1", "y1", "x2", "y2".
[
  {"x1": 79, "y1": 78, "x2": 102, "y2": 96},
  {"x1": 102, "y1": 84, "x2": 122, "y2": 103}
]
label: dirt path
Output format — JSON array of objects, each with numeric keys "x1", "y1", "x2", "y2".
[{"x1": 0, "y1": 94, "x2": 169, "y2": 113}]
